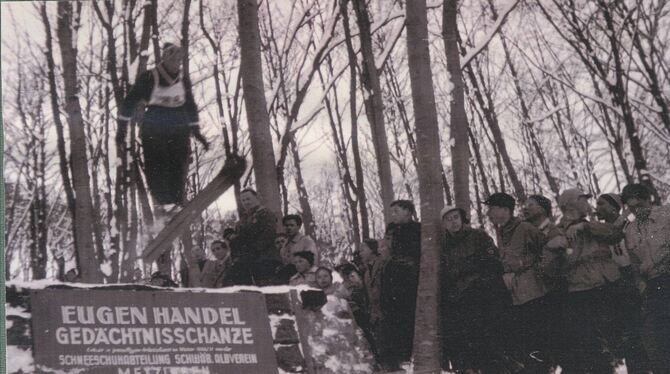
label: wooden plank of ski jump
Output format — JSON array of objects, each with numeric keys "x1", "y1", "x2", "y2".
[{"x1": 142, "y1": 155, "x2": 246, "y2": 264}]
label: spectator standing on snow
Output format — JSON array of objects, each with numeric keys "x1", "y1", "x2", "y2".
[
  {"x1": 484, "y1": 192, "x2": 549, "y2": 370},
  {"x1": 555, "y1": 188, "x2": 622, "y2": 373},
  {"x1": 381, "y1": 200, "x2": 421, "y2": 369},
  {"x1": 622, "y1": 183, "x2": 670, "y2": 374},
  {"x1": 439, "y1": 205, "x2": 509, "y2": 372}
]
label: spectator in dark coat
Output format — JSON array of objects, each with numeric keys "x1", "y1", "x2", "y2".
[
  {"x1": 440, "y1": 205, "x2": 509, "y2": 372},
  {"x1": 485, "y1": 192, "x2": 549, "y2": 370},
  {"x1": 623, "y1": 183, "x2": 670, "y2": 374},
  {"x1": 229, "y1": 189, "x2": 281, "y2": 285},
  {"x1": 357, "y1": 239, "x2": 390, "y2": 366},
  {"x1": 381, "y1": 200, "x2": 421, "y2": 369}
]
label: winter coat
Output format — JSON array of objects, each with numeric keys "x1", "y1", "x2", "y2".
[
  {"x1": 624, "y1": 205, "x2": 670, "y2": 281},
  {"x1": 385, "y1": 221, "x2": 421, "y2": 265},
  {"x1": 280, "y1": 233, "x2": 319, "y2": 265},
  {"x1": 559, "y1": 218, "x2": 621, "y2": 292},
  {"x1": 199, "y1": 258, "x2": 232, "y2": 288},
  {"x1": 363, "y1": 255, "x2": 390, "y2": 325},
  {"x1": 440, "y1": 227, "x2": 508, "y2": 305},
  {"x1": 535, "y1": 218, "x2": 568, "y2": 290},
  {"x1": 232, "y1": 206, "x2": 280, "y2": 264},
  {"x1": 496, "y1": 217, "x2": 548, "y2": 305}
]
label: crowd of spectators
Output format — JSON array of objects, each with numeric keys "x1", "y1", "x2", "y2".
[{"x1": 141, "y1": 183, "x2": 668, "y2": 373}]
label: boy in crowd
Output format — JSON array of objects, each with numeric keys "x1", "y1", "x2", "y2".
[
  {"x1": 622, "y1": 183, "x2": 670, "y2": 374},
  {"x1": 281, "y1": 214, "x2": 319, "y2": 265},
  {"x1": 289, "y1": 251, "x2": 318, "y2": 287}
]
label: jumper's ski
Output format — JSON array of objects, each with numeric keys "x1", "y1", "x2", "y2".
[{"x1": 142, "y1": 155, "x2": 246, "y2": 263}]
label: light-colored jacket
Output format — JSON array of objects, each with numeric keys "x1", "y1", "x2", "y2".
[
  {"x1": 281, "y1": 233, "x2": 319, "y2": 265},
  {"x1": 624, "y1": 205, "x2": 670, "y2": 280},
  {"x1": 560, "y1": 219, "x2": 621, "y2": 292},
  {"x1": 199, "y1": 258, "x2": 232, "y2": 288},
  {"x1": 497, "y1": 218, "x2": 548, "y2": 305}
]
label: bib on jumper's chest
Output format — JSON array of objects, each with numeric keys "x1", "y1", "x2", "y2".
[{"x1": 148, "y1": 69, "x2": 186, "y2": 107}]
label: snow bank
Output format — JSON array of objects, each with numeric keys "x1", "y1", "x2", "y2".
[{"x1": 6, "y1": 346, "x2": 34, "y2": 373}]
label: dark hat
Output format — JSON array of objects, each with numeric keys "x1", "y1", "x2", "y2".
[
  {"x1": 528, "y1": 194, "x2": 552, "y2": 217},
  {"x1": 599, "y1": 193, "x2": 623, "y2": 212},
  {"x1": 621, "y1": 183, "x2": 651, "y2": 203},
  {"x1": 483, "y1": 192, "x2": 516, "y2": 211}
]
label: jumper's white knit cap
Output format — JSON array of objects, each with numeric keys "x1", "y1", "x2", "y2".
[
  {"x1": 162, "y1": 43, "x2": 183, "y2": 60},
  {"x1": 440, "y1": 205, "x2": 460, "y2": 218}
]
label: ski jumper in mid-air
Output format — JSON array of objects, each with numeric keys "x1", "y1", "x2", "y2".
[{"x1": 117, "y1": 43, "x2": 209, "y2": 207}]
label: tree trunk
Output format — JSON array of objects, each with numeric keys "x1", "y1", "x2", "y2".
[
  {"x1": 406, "y1": 0, "x2": 444, "y2": 370},
  {"x1": 237, "y1": 0, "x2": 282, "y2": 218},
  {"x1": 290, "y1": 138, "x2": 317, "y2": 238},
  {"x1": 352, "y1": 0, "x2": 395, "y2": 223},
  {"x1": 443, "y1": 0, "x2": 471, "y2": 212},
  {"x1": 340, "y1": 1, "x2": 370, "y2": 240},
  {"x1": 56, "y1": 1, "x2": 102, "y2": 283},
  {"x1": 464, "y1": 62, "x2": 525, "y2": 199}
]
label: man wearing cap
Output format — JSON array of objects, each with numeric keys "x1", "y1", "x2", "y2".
[
  {"x1": 484, "y1": 192, "x2": 549, "y2": 369},
  {"x1": 622, "y1": 183, "x2": 670, "y2": 374},
  {"x1": 556, "y1": 188, "x2": 622, "y2": 373},
  {"x1": 440, "y1": 205, "x2": 509, "y2": 372}
]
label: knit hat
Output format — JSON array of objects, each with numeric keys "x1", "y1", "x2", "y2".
[
  {"x1": 440, "y1": 205, "x2": 470, "y2": 224},
  {"x1": 528, "y1": 194, "x2": 552, "y2": 217},
  {"x1": 621, "y1": 183, "x2": 651, "y2": 203},
  {"x1": 599, "y1": 193, "x2": 623, "y2": 212},
  {"x1": 483, "y1": 192, "x2": 516, "y2": 211},
  {"x1": 440, "y1": 205, "x2": 459, "y2": 218},
  {"x1": 162, "y1": 43, "x2": 183, "y2": 60}
]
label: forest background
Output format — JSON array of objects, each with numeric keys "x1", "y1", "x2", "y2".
[{"x1": 2, "y1": 0, "x2": 669, "y2": 286}]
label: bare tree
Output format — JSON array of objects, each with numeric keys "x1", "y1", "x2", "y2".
[
  {"x1": 237, "y1": 0, "x2": 282, "y2": 217},
  {"x1": 56, "y1": 1, "x2": 101, "y2": 283},
  {"x1": 352, "y1": 0, "x2": 395, "y2": 223},
  {"x1": 443, "y1": 0, "x2": 471, "y2": 211},
  {"x1": 406, "y1": 0, "x2": 444, "y2": 370}
]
